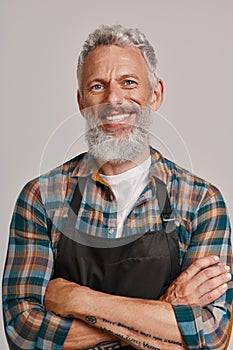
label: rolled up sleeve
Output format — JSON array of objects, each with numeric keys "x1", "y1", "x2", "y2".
[
  {"x1": 2, "y1": 180, "x2": 72, "y2": 349},
  {"x1": 173, "y1": 185, "x2": 233, "y2": 349}
]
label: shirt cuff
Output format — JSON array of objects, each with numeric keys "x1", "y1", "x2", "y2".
[
  {"x1": 172, "y1": 304, "x2": 202, "y2": 349},
  {"x1": 37, "y1": 313, "x2": 73, "y2": 349}
]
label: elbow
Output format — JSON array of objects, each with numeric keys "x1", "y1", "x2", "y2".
[
  {"x1": 197, "y1": 325, "x2": 232, "y2": 350},
  {"x1": 3, "y1": 308, "x2": 44, "y2": 349}
]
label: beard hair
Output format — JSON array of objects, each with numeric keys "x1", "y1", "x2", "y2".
[{"x1": 84, "y1": 105, "x2": 152, "y2": 164}]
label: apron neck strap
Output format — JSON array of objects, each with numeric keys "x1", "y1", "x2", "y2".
[
  {"x1": 70, "y1": 177, "x2": 86, "y2": 214},
  {"x1": 154, "y1": 177, "x2": 175, "y2": 226},
  {"x1": 70, "y1": 176, "x2": 175, "y2": 227}
]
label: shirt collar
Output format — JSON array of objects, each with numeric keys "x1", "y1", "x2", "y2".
[
  {"x1": 71, "y1": 146, "x2": 164, "y2": 185},
  {"x1": 71, "y1": 152, "x2": 109, "y2": 186}
]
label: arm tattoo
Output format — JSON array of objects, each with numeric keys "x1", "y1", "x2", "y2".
[
  {"x1": 85, "y1": 315, "x2": 97, "y2": 324},
  {"x1": 85, "y1": 316, "x2": 183, "y2": 349}
]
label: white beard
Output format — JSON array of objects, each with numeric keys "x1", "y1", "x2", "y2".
[{"x1": 84, "y1": 104, "x2": 152, "y2": 164}]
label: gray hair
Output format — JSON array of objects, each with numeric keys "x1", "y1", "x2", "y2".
[{"x1": 77, "y1": 24, "x2": 159, "y2": 92}]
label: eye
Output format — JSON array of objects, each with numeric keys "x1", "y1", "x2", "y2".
[
  {"x1": 124, "y1": 79, "x2": 137, "y2": 87},
  {"x1": 91, "y1": 84, "x2": 104, "y2": 91}
]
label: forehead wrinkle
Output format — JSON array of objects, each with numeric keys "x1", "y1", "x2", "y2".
[
  {"x1": 80, "y1": 45, "x2": 153, "y2": 96},
  {"x1": 83, "y1": 45, "x2": 148, "y2": 72}
]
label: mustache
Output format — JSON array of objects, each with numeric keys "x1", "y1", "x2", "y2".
[{"x1": 84, "y1": 103, "x2": 141, "y2": 120}]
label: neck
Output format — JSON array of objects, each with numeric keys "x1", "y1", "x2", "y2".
[{"x1": 97, "y1": 147, "x2": 150, "y2": 176}]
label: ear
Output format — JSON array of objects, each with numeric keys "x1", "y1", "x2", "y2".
[
  {"x1": 150, "y1": 79, "x2": 164, "y2": 111},
  {"x1": 77, "y1": 90, "x2": 84, "y2": 111}
]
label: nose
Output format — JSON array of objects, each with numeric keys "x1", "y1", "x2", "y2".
[{"x1": 105, "y1": 82, "x2": 123, "y2": 104}]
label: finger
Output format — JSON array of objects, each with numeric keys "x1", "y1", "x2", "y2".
[
  {"x1": 199, "y1": 269, "x2": 232, "y2": 295},
  {"x1": 193, "y1": 264, "x2": 231, "y2": 287},
  {"x1": 179, "y1": 262, "x2": 230, "y2": 293},
  {"x1": 199, "y1": 283, "x2": 229, "y2": 307},
  {"x1": 178, "y1": 256, "x2": 220, "y2": 282}
]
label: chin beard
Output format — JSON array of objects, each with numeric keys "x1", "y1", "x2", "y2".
[{"x1": 84, "y1": 105, "x2": 152, "y2": 164}]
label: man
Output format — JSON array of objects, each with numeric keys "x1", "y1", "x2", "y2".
[{"x1": 2, "y1": 25, "x2": 232, "y2": 350}]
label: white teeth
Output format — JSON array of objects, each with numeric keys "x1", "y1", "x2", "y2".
[{"x1": 105, "y1": 114, "x2": 129, "y2": 121}]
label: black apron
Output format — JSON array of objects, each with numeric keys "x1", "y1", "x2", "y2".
[{"x1": 54, "y1": 176, "x2": 180, "y2": 349}]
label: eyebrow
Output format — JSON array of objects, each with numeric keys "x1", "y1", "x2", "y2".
[
  {"x1": 86, "y1": 78, "x2": 106, "y2": 86},
  {"x1": 119, "y1": 74, "x2": 140, "y2": 81},
  {"x1": 86, "y1": 74, "x2": 141, "y2": 86}
]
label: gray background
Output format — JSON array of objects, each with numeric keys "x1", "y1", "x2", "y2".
[{"x1": 1, "y1": 0, "x2": 233, "y2": 348}]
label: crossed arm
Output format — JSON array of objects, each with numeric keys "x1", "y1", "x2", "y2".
[
  {"x1": 2, "y1": 180, "x2": 233, "y2": 349},
  {"x1": 44, "y1": 255, "x2": 231, "y2": 350}
]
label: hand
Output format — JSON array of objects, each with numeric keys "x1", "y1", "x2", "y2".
[
  {"x1": 159, "y1": 255, "x2": 231, "y2": 307},
  {"x1": 44, "y1": 278, "x2": 80, "y2": 317}
]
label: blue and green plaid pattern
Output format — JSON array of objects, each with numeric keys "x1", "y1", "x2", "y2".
[{"x1": 2, "y1": 147, "x2": 233, "y2": 349}]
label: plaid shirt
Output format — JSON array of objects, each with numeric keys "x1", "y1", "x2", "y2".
[{"x1": 2, "y1": 147, "x2": 233, "y2": 349}]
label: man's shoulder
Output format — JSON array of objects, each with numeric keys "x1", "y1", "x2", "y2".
[
  {"x1": 151, "y1": 148, "x2": 223, "y2": 207},
  {"x1": 39, "y1": 152, "x2": 88, "y2": 180},
  {"x1": 18, "y1": 152, "x2": 88, "y2": 201},
  {"x1": 151, "y1": 148, "x2": 208, "y2": 185},
  {"x1": 164, "y1": 156, "x2": 208, "y2": 187}
]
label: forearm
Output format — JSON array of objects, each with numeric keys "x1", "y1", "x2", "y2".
[
  {"x1": 63, "y1": 319, "x2": 127, "y2": 349},
  {"x1": 69, "y1": 285, "x2": 187, "y2": 350}
]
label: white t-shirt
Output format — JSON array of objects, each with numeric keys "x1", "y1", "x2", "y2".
[{"x1": 100, "y1": 156, "x2": 151, "y2": 237}]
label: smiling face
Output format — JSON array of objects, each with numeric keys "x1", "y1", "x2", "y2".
[
  {"x1": 78, "y1": 44, "x2": 163, "y2": 165},
  {"x1": 78, "y1": 45, "x2": 163, "y2": 136}
]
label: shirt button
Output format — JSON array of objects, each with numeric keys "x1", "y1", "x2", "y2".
[{"x1": 108, "y1": 228, "x2": 114, "y2": 234}]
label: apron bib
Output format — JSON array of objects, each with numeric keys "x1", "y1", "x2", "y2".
[{"x1": 53, "y1": 177, "x2": 180, "y2": 348}]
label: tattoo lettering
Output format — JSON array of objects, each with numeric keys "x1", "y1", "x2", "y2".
[
  {"x1": 103, "y1": 318, "x2": 139, "y2": 333},
  {"x1": 85, "y1": 315, "x2": 97, "y2": 324},
  {"x1": 125, "y1": 335, "x2": 141, "y2": 346},
  {"x1": 140, "y1": 331, "x2": 152, "y2": 338},
  {"x1": 99, "y1": 326, "x2": 124, "y2": 340},
  {"x1": 140, "y1": 330, "x2": 151, "y2": 338},
  {"x1": 102, "y1": 318, "x2": 116, "y2": 325},
  {"x1": 139, "y1": 331, "x2": 162, "y2": 342},
  {"x1": 97, "y1": 318, "x2": 182, "y2": 349},
  {"x1": 164, "y1": 338, "x2": 182, "y2": 346},
  {"x1": 152, "y1": 336, "x2": 163, "y2": 342},
  {"x1": 143, "y1": 342, "x2": 160, "y2": 350},
  {"x1": 117, "y1": 322, "x2": 139, "y2": 333},
  {"x1": 101, "y1": 326, "x2": 142, "y2": 347}
]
